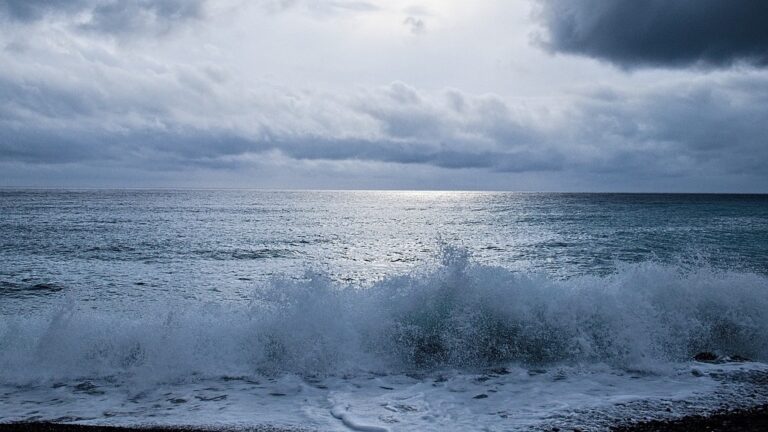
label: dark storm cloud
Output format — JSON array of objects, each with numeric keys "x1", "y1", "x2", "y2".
[
  {"x1": 537, "y1": 0, "x2": 768, "y2": 68},
  {"x1": 0, "y1": 0, "x2": 204, "y2": 35}
]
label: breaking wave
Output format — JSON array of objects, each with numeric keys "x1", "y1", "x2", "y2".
[{"x1": 2, "y1": 246, "x2": 768, "y2": 384}]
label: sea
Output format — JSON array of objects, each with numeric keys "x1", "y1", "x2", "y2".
[{"x1": 1, "y1": 190, "x2": 768, "y2": 431}]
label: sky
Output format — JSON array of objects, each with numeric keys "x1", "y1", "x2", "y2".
[{"x1": 0, "y1": 0, "x2": 767, "y2": 192}]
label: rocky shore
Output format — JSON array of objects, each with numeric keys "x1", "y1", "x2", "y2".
[{"x1": 611, "y1": 404, "x2": 768, "y2": 432}]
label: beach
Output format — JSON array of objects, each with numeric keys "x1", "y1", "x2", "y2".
[{"x1": 3, "y1": 405, "x2": 768, "y2": 432}]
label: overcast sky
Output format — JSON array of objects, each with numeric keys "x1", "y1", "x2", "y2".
[{"x1": 1, "y1": 0, "x2": 767, "y2": 191}]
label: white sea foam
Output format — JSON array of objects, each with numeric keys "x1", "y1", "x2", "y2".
[
  {"x1": 1, "y1": 362, "x2": 766, "y2": 430},
  {"x1": 2, "y1": 247, "x2": 768, "y2": 429},
  {"x1": 2, "y1": 246, "x2": 768, "y2": 383}
]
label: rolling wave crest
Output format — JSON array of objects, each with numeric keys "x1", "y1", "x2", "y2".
[{"x1": 2, "y1": 246, "x2": 768, "y2": 384}]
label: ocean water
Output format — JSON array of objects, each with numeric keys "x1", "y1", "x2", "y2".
[{"x1": 1, "y1": 190, "x2": 768, "y2": 431}]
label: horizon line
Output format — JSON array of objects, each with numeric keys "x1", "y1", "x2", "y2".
[{"x1": 0, "y1": 186, "x2": 766, "y2": 195}]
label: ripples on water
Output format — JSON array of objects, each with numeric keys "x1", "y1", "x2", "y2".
[{"x1": 1, "y1": 191, "x2": 767, "y2": 312}]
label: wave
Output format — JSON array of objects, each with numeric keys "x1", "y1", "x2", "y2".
[
  {"x1": 0, "y1": 281, "x2": 65, "y2": 298},
  {"x1": 1, "y1": 246, "x2": 768, "y2": 384}
]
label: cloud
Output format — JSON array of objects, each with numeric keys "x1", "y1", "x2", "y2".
[
  {"x1": 0, "y1": 64, "x2": 561, "y2": 174},
  {"x1": 403, "y1": 16, "x2": 425, "y2": 34},
  {"x1": 0, "y1": 0, "x2": 205, "y2": 36},
  {"x1": 536, "y1": 0, "x2": 768, "y2": 68},
  {"x1": 260, "y1": 0, "x2": 379, "y2": 16},
  {"x1": 3, "y1": 37, "x2": 766, "y2": 185},
  {"x1": 0, "y1": 27, "x2": 561, "y2": 175},
  {"x1": 1, "y1": 1, "x2": 767, "y2": 191},
  {"x1": 562, "y1": 76, "x2": 768, "y2": 177},
  {"x1": 0, "y1": 0, "x2": 89, "y2": 22}
]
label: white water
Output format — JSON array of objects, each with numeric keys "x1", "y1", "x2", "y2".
[
  {"x1": 1, "y1": 362, "x2": 767, "y2": 431},
  {"x1": 2, "y1": 248, "x2": 768, "y2": 429}
]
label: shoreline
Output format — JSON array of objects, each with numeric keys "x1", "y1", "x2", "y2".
[
  {"x1": 610, "y1": 404, "x2": 768, "y2": 432},
  {"x1": 2, "y1": 406, "x2": 768, "y2": 432},
  {"x1": 0, "y1": 425, "x2": 301, "y2": 432}
]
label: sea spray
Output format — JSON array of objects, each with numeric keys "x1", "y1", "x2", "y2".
[{"x1": 1, "y1": 246, "x2": 768, "y2": 385}]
